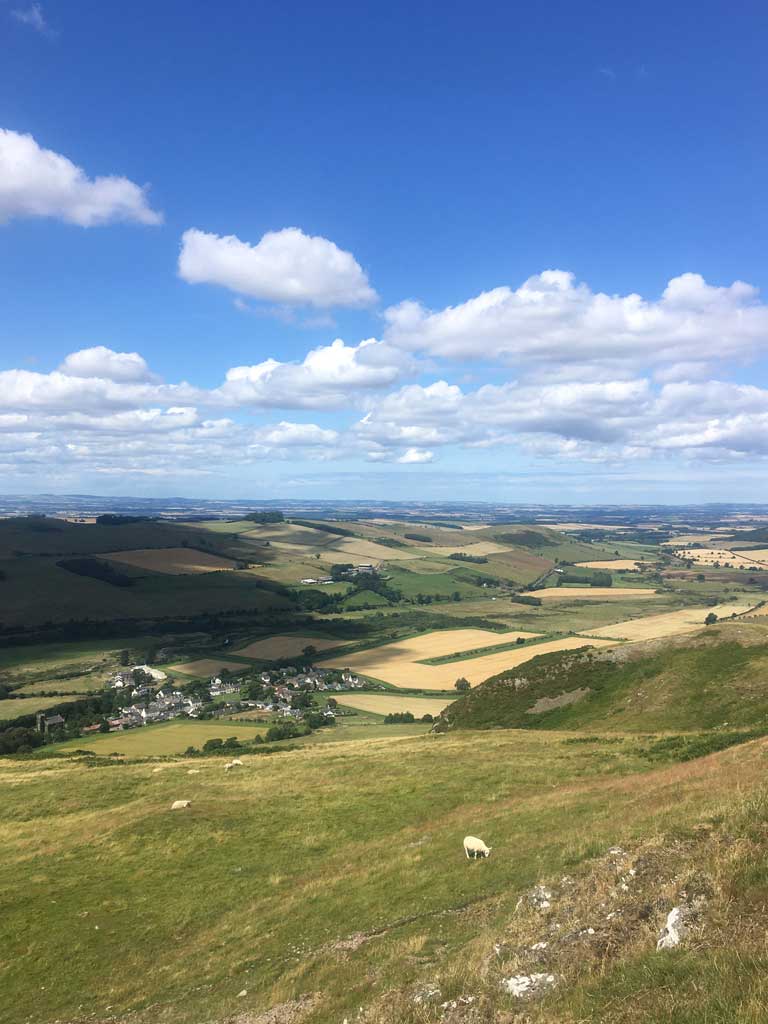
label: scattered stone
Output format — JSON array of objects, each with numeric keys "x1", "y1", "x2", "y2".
[
  {"x1": 530, "y1": 941, "x2": 548, "y2": 951},
  {"x1": 657, "y1": 906, "x2": 687, "y2": 950},
  {"x1": 501, "y1": 973, "x2": 557, "y2": 998},
  {"x1": 413, "y1": 983, "x2": 441, "y2": 1005}
]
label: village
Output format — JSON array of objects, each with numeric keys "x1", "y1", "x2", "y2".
[{"x1": 37, "y1": 660, "x2": 370, "y2": 738}]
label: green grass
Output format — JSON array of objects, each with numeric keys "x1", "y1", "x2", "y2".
[
  {"x1": 3, "y1": 724, "x2": 768, "y2": 1024},
  {"x1": 442, "y1": 621, "x2": 768, "y2": 734},
  {"x1": 56, "y1": 718, "x2": 268, "y2": 755},
  {"x1": 0, "y1": 693, "x2": 86, "y2": 719}
]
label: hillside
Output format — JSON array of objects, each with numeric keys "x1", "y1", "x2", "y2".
[
  {"x1": 4, "y1": 724, "x2": 768, "y2": 1024},
  {"x1": 438, "y1": 620, "x2": 768, "y2": 734}
]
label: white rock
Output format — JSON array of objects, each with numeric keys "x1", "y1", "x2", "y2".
[
  {"x1": 657, "y1": 906, "x2": 687, "y2": 950},
  {"x1": 501, "y1": 973, "x2": 557, "y2": 998},
  {"x1": 530, "y1": 941, "x2": 548, "y2": 950},
  {"x1": 237, "y1": 990, "x2": 247, "y2": 998}
]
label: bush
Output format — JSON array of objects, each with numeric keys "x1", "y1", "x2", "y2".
[
  {"x1": 455, "y1": 677, "x2": 471, "y2": 692},
  {"x1": 404, "y1": 532, "x2": 432, "y2": 542},
  {"x1": 57, "y1": 557, "x2": 134, "y2": 588},
  {"x1": 384, "y1": 711, "x2": 415, "y2": 723}
]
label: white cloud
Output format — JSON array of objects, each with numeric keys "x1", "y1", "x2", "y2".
[
  {"x1": 58, "y1": 346, "x2": 154, "y2": 382},
  {"x1": 383, "y1": 270, "x2": 768, "y2": 371},
  {"x1": 12, "y1": 3, "x2": 48, "y2": 33},
  {"x1": 397, "y1": 447, "x2": 434, "y2": 464},
  {"x1": 0, "y1": 129, "x2": 162, "y2": 227},
  {"x1": 214, "y1": 338, "x2": 410, "y2": 409},
  {"x1": 178, "y1": 226, "x2": 377, "y2": 308},
  {"x1": 252, "y1": 421, "x2": 339, "y2": 447}
]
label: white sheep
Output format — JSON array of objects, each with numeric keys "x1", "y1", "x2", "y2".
[
  {"x1": 224, "y1": 761, "x2": 240, "y2": 771},
  {"x1": 170, "y1": 800, "x2": 191, "y2": 810},
  {"x1": 463, "y1": 835, "x2": 492, "y2": 859},
  {"x1": 229, "y1": 758, "x2": 244, "y2": 766},
  {"x1": 187, "y1": 769, "x2": 200, "y2": 775}
]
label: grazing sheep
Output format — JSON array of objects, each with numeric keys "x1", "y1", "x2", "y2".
[
  {"x1": 187, "y1": 769, "x2": 200, "y2": 775},
  {"x1": 170, "y1": 800, "x2": 191, "y2": 810},
  {"x1": 224, "y1": 761, "x2": 238, "y2": 771},
  {"x1": 463, "y1": 835, "x2": 492, "y2": 859},
  {"x1": 229, "y1": 758, "x2": 244, "y2": 766}
]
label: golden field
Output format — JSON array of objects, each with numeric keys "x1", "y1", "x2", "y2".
[
  {"x1": 588, "y1": 601, "x2": 757, "y2": 641},
  {"x1": 674, "y1": 547, "x2": 768, "y2": 569},
  {"x1": 337, "y1": 693, "x2": 453, "y2": 716},
  {"x1": 106, "y1": 547, "x2": 237, "y2": 574},
  {"x1": 520, "y1": 586, "x2": 660, "y2": 600},
  {"x1": 320, "y1": 631, "x2": 615, "y2": 689},
  {"x1": 575, "y1": 559, "x2": 649, "y2": 570}
]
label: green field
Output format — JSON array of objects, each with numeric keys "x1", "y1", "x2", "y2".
[
  {"x1": 0, "y1": 693, "x2": 86, "y2": 720},
  {"x1": 56, "y1": 718, "x2": 269, "y2": 755}
]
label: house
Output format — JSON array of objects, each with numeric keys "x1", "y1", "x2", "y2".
[
  {"x1": 109, "y1": 671, "x2": 133, "y2": 689},
  {"x1": 300, "y1": 578, "x2": 318, "y2": 585},
  {"x1": 36, "y1": 712, "x2": 66, "y2": 734},
  {"x1": 209, "y1": 677, "x2": 240, "y2": 697}
]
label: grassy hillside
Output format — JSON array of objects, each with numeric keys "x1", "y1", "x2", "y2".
[
  {"x1": 440, "y1": 621, "x2": 768, "y2": 734},
  {"x1": 4, "y1": 726, "x2": 768, "y2": 1024}
]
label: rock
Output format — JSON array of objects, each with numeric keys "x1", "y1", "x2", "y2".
[
  {"x1": 501, "y1": 972, "x2": 557, "y2": 998},
  {"x1": 412, "y1": 983, "x2": 441, "y2": 1004},
  {"x1": 657, "y1": 906, "x2": 687, "y2": 950},
  {"x1": 237, "y1": 989, "x2": 248, "y2": 997}
]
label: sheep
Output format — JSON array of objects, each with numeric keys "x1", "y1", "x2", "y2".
[
  {"x1": 463, "y1": 835, "x2": 492, "y2": 859},
  {"x1": 229, "y1": 758, "x2": 244, "y2": 766},
  {"x1": 224, "y1": 761, "x2": 239, "y2": 771},
  {"x1": 187, "y1": 769, "x2": 200, "y2": 775},
  {"x1": 170, "y1": 800, "x2": 191, "y2": 810}
]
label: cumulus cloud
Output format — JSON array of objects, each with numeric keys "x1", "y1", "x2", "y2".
[
  {"x1": 383, "y1": 270, "x2": 768, "y2": 371},
  {"x1": 214, "y1": 338, "x2": 410, "y2": 408},
  {"x1": 0, "y1": 129, "x2": 162, "y2": 227},
  {"x1": 58, "y1": 346, "x2": 154, "y2": 382},
  {"x1": 178, "y1": 226, "x2": 377, "y2": 308},
  {"x1": 397, "y1": 447, "x2": 434, "y2": 464}
]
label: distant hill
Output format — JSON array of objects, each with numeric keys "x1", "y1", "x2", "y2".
[{"x1": 439, "y1": 621, "x2": 768, "y2": 734}]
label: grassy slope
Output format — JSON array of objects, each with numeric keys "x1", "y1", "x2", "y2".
[
  {"x1": 4, "y1": 727, "x2": 768, "y2": 1024},
  {"x1": 441, "y1": 621, "x2": 768, "y2": 733}
]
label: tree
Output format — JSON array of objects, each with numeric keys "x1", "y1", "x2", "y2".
[
  {"x1": 705, "y1": 612, "x2": 718, "y2": 625},
  {"x1": 99, "y1": 719, "x2": 110, "y2": 733},
  {"x1": 455, "y1": 677, "x2": 470, "y2": 692},
  {"x1": 302, "y1": 644, "x2": 317, "y2": 658},
  {"x1": 203, "y1": 737, "x2": 224, "y2": 752},
  {"x1": 119, "y1": 650, "x2": 130, "y2": 666},
  {"x1": 326, "y1": 697, "x2": 338, "y2": 709}
]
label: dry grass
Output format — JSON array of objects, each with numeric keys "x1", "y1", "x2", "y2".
[
  {"x1": 233, "y1": 634, "x2": 348, "y2": 659},
  {"x1": 521, "y1": 587, "x2": 660, "y2": 601},
  {"x1": 336, "y1": 693, "x2": 452, "y2": 716},
  {"x1": 105, "y1": 547, "x2": 237, "y2": 575},
  {"x1": 589, "y1": 601, "x2": 757, "y2": 641},
  {"x1": 317, "y1": 538, "x2": 423, "y2": 562},
  {"x1": 167, "y1": 657, "x2": 247, "y2": 677},
  {"x1": 321, "y1": 633, "x2": 614, "y2": 690}
]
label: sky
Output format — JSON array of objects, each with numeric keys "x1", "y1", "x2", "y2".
[{"x1": 1, "y1": 0, "x2": 768, "y2": 504}]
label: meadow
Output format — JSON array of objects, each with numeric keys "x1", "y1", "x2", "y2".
[
  {"x1": 3, "y1": 726, "x2": 768, "y2": 1024},
  {"x1": 104, "y1": 547, "x2": 239, "y2": 574},
  {"x1": 57, "y1": 718, "x2": 268, "y2": 755}
]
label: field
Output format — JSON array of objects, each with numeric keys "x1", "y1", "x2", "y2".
[
  {"x1": 167, "y1": 657, "x2": 248, "y2": 677},
  {"x1": 5, "y1": 725, "x2": 768, "y2": 1024},
  {"x1": 322, "y1": 632, "x2": 616, "y2": 689},
  {"x1": 520, "y1": 586, "x2": 660, "y2": 600},
  {"x1": 57, "y1": 718, "x2": 268, "y2": 755},
  {"x1": 105, "y1": 547, "x2": 238, "y2": 574},
  {"x1": 575, "y1": 559, "x2": 648, "y2": 570},
  {"x1": 232, "y1": 634, "x2": 349, "y2": 659},
  {"x1": 675, "y1": 547, "x2": 768, "y2": 569},
  {"x1": 337, "y1": 693, "x2": 453, "y2": 716},
  {"x1": 0, "y1": 693, "x2": 85, "y2": 719},
  {"x1": 589, "y1": 601, "x2": 757, "y2": 641}
]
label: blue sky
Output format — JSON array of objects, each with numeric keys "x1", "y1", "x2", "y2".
[{"x1": 1, "y1": 0, "x2": 767, "y2": 502}]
